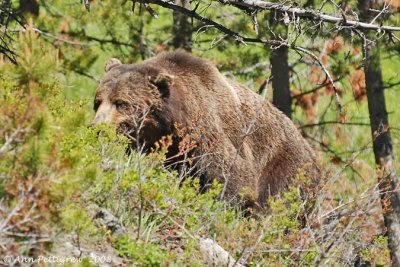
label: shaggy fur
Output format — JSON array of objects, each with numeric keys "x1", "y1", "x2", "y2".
[{"x1": 93, "y1": 51, "x2": 320, "y2": 207}]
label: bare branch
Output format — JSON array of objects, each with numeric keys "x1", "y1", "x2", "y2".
[
  {"x1": 292, "y1": 46, "x2": 343, "y2": 112},
  {"x1": 299, "y1": 120, "x2": 370, "y2": 129},
  {"x1": 138, "y1": 0, "x2": 283, "y2": 46},
  {"x1": 3, "y1": 27, "x2": 91, "y2": 46},
  {"x1": 0, "y1": 128, "x2": 24, "y2": 158},
  {"x1": 291, "y1": 77, "x2": 343, "y2": 99},
  {"x1": 221, "y1": 0, "x2": 400, "y2": 32}
]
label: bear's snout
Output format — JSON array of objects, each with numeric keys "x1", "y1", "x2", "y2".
[{"x1": 92, "y1": 102, "x2": 113, "y2": 126}]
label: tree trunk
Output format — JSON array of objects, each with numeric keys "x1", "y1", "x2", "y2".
[
  {"x1": 19, "y1": 0, "x2": 39, "y2": 16},
  {"x1": 172, "y1": 0, "x2": 192, "y2": 51},
  {"x1": 364, "y1": 41, "x2": 400, "y2": 267},
  {"x1": 359, "y1": 1, "x2": 400, "y2": 265},
  {"x1": 270, "y1": 45, "x2": 291, "y2": 118},
  {"x1": 270, "y1": 12, "x2": 291, "y2": 118}
]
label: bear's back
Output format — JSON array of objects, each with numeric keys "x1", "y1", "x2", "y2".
[
  {"x1": 145, "y1": 50, "x2": 218, "y2": 78},
  {"x1": 140, "y1": 51, "x2": 320, "y2": 203}
]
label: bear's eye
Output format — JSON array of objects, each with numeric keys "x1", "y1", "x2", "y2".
[
  {"x1": 94, "y1": 99, "x2": 101, "y2": 111},
  {"x1": 115, "y1": 100, "x2": 127, "y2": 110}
]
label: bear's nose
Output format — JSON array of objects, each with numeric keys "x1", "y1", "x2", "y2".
[
  {"x1": 92, "y1": 104, "x2": 112, "y2": 126},
  {"x1": 92, "y1": 112, "x2": 108, "y2": 126}
]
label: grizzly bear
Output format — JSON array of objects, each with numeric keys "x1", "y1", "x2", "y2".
[{"x1": 92, "y1": 51, "x2": 320, "y2": 208}]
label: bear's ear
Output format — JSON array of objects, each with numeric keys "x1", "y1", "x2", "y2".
[
  {"x1": 105, "y1": 58, "x2": 122, "y2": 72},
  {"x1": 149, "y1": 72, "x2": 174, "y2": 98}
]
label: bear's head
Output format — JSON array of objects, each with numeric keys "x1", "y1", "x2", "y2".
[{"x1": 93, "y1": 58, "x2": 175, "y2": 150}]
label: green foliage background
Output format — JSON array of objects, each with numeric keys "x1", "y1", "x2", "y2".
[{"x1": 0, "y1": 0, "x2": 399, "y2": 266}]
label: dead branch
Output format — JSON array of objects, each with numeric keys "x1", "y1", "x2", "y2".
[
  {"x1": 0, "y1": 128, "x2": 24, "y2": 158},
  {"x1": 292, "y1": 46, "x2": 343, "y2": 112},
  {"x1": 2, "y1": 27, "x2": 90, "y2": 46},
  {"x1": 291, "y1": 77, "x2": 343, "y2": 99},
  {"x1": 221, "y1": 0, "x2": 400, "y2": 33},
  {"x1": 138, "y1": 0, "x2": 283, "y2": 46},
  {"x1": 299, "y1": 121, "x2": 370, "y2": 129}
]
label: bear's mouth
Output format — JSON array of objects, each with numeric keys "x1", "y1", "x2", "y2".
[{"x1": 117, "y1": 122, "x2": 137, "y2": 142}]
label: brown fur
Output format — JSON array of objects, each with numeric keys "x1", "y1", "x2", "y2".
[{"x1": 93, "y1": 51, "x2": 320, "y2": 207}]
